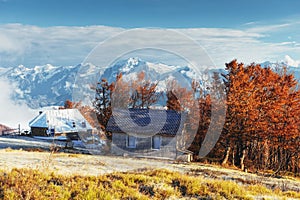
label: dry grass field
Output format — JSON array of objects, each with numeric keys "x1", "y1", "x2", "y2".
[{"x1": 0, "y1": 136, "x2": 300, "y2": 199}]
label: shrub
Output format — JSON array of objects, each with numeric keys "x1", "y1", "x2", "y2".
[{"x1": 0, "y1": 168, "x2": 298, "y2": 200}]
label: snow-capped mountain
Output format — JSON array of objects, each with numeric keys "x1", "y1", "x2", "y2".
[
  {"x1": 1, "y1": 57, "x2": 298, "y2": 110},
  {"x1": 261, "y1": 61, "x2": 300, "y2": 81},
  {"x1": 0, "y1": 63, "x2": 98, "y2": 108},
  {"x1": 0, "y1": 58, "x2": 205, "y2": 109},
  {"x1": 100, "y1": 57, "x2": 201, "y2": 91}
]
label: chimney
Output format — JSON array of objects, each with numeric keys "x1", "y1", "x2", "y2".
[{"x1": 39, "y1": 111, "x2": 43, "y2": 115}]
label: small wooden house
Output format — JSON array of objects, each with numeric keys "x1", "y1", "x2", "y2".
[
  {"x1": 29, "y1": 108, "x2": 92, "y2": 139},
  {"x1": 106, "y1": 108, "x2": 193, "y2": 161}
]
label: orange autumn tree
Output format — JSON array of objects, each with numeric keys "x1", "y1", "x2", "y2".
[
  {"x1": 222, "y1": 61, "x2": 260, "y2": 169},
  {"x1": 64, "y1": 99, "x2": 74, "y2": 109},
  {"x1": 222, "y1": 60, "x2": 300, "y2": 173},
  {"x1": 165, "y1": 79, "x2": 199, "y2": 150},
  {"x1": 264, "y1": 67, "x2": 300, "y2": 173},
  {"x1": 111, "y1": 73, "x2": 131, "y2": 109},
  {"x1": 188, "y1": 72, "x2": 226, "y2": 159},
  {"x1": 95, "y1": 71, "x2": 162, "y2": 129},
  {"x1": 128, "y1": 71, "x2": 161, "y2": 109},
  {"x1": 166, "y1": 79, "x2": 195, "y2": 112}
]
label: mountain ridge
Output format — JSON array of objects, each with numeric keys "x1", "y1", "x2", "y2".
[{"x1": 0, "y1": 58, "x2": 299, "y2": 109}]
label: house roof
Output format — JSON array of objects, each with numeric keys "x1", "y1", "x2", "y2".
[
  {"x1": 106, "y1": 108, "x2": 185, "y2": 136},
  {"x1": 29, "y1": 109, "x2": 92, "y2": 133}
]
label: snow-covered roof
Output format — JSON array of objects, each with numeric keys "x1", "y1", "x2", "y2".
[{"x1": 29, "y1": 109, "x2": 92, "y2": 133}]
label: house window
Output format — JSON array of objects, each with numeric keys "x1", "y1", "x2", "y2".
[
  {"x1": 127, "y1": 135, "x2": 136, "y2": 148},
  {"x1": 152, "y1": 135, "x2": 161, "y2": 150}
]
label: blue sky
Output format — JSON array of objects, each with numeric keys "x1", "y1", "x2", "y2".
[
  {"x1": 1, "y1": 0, "x2": 300, "y2": 28},
  {"x1": 1, "y1": 0, "x2": 300, "y2": 127},
  {"x1": 0, "y1": 0, "x2": 300, "y2": 67}
]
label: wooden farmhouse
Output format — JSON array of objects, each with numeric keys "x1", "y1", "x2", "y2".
[{"x1": 106, "y1": 108, "x2": 193, "y2": 161}]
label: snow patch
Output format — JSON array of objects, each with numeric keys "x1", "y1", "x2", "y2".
[
  {"x1": 284, "y1": 55, "x2": 300, "y2": 67},
  {"x1": 146, "y1": 62, "x2": 177, "y2": 74}
]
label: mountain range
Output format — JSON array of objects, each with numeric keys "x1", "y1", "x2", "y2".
[{"x1": 0, "y1": 58, "x2": 299, "y2": 110}]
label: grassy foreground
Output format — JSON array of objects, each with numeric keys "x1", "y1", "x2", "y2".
[{"x1": 0, "y1": 168, "x2": 299, "y2": 200}]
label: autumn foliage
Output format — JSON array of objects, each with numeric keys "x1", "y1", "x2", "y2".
[
  {"x1": 93, "y1": 61, "x2": 300, "y2": 175},
  {"x1": 200, "y1": 60, "x2": 300, "y2": 175},
  {"x1": 172, "y1": 60, "x2": 300, "y2": 175},
  {"x1": 93, "y1": 71, "x2": 162, "y2": 130}
]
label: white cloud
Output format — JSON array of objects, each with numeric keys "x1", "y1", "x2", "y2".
[
  {"x1": 0, "y1": 24, "x2": 124, "y2": 67},
  {"x1": 178, "y1": 28, "x2": 264, "y2": 38},
  {"x1": 284, "y1": 55, "x2": 300, "y2": 67},
  {"x1": 1, "y1": 23, "x2": 300, "y2": 128},
  {"x1": 0, "y1": 23, "x2": 299, "y2": 68},
  {"x1": 0, "y1": 33, "x2": 20, "y2": 53},
  {"x1": 178, "y1": 27, "x2": 300, "y2": 67},
  {"x1": 0, "y1": 78, "x2": 36, "y2": 129},
  {"x1": 245, "y1": 23, "x2": 292, "y2": 33}
]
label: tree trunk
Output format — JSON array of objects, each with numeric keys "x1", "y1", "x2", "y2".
[
  {"x1": 222, "y1": 146, "x2": 231, "y2": 166},
  {"x1": 263, "y1": 141, "x2": 269, "y2": 170},
  {"x1": 240, "y1": 149, "x2": 246, "y2": 171},
  {"x1": 232, "y1": 150, "x2": 235, "y2": 167}
]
